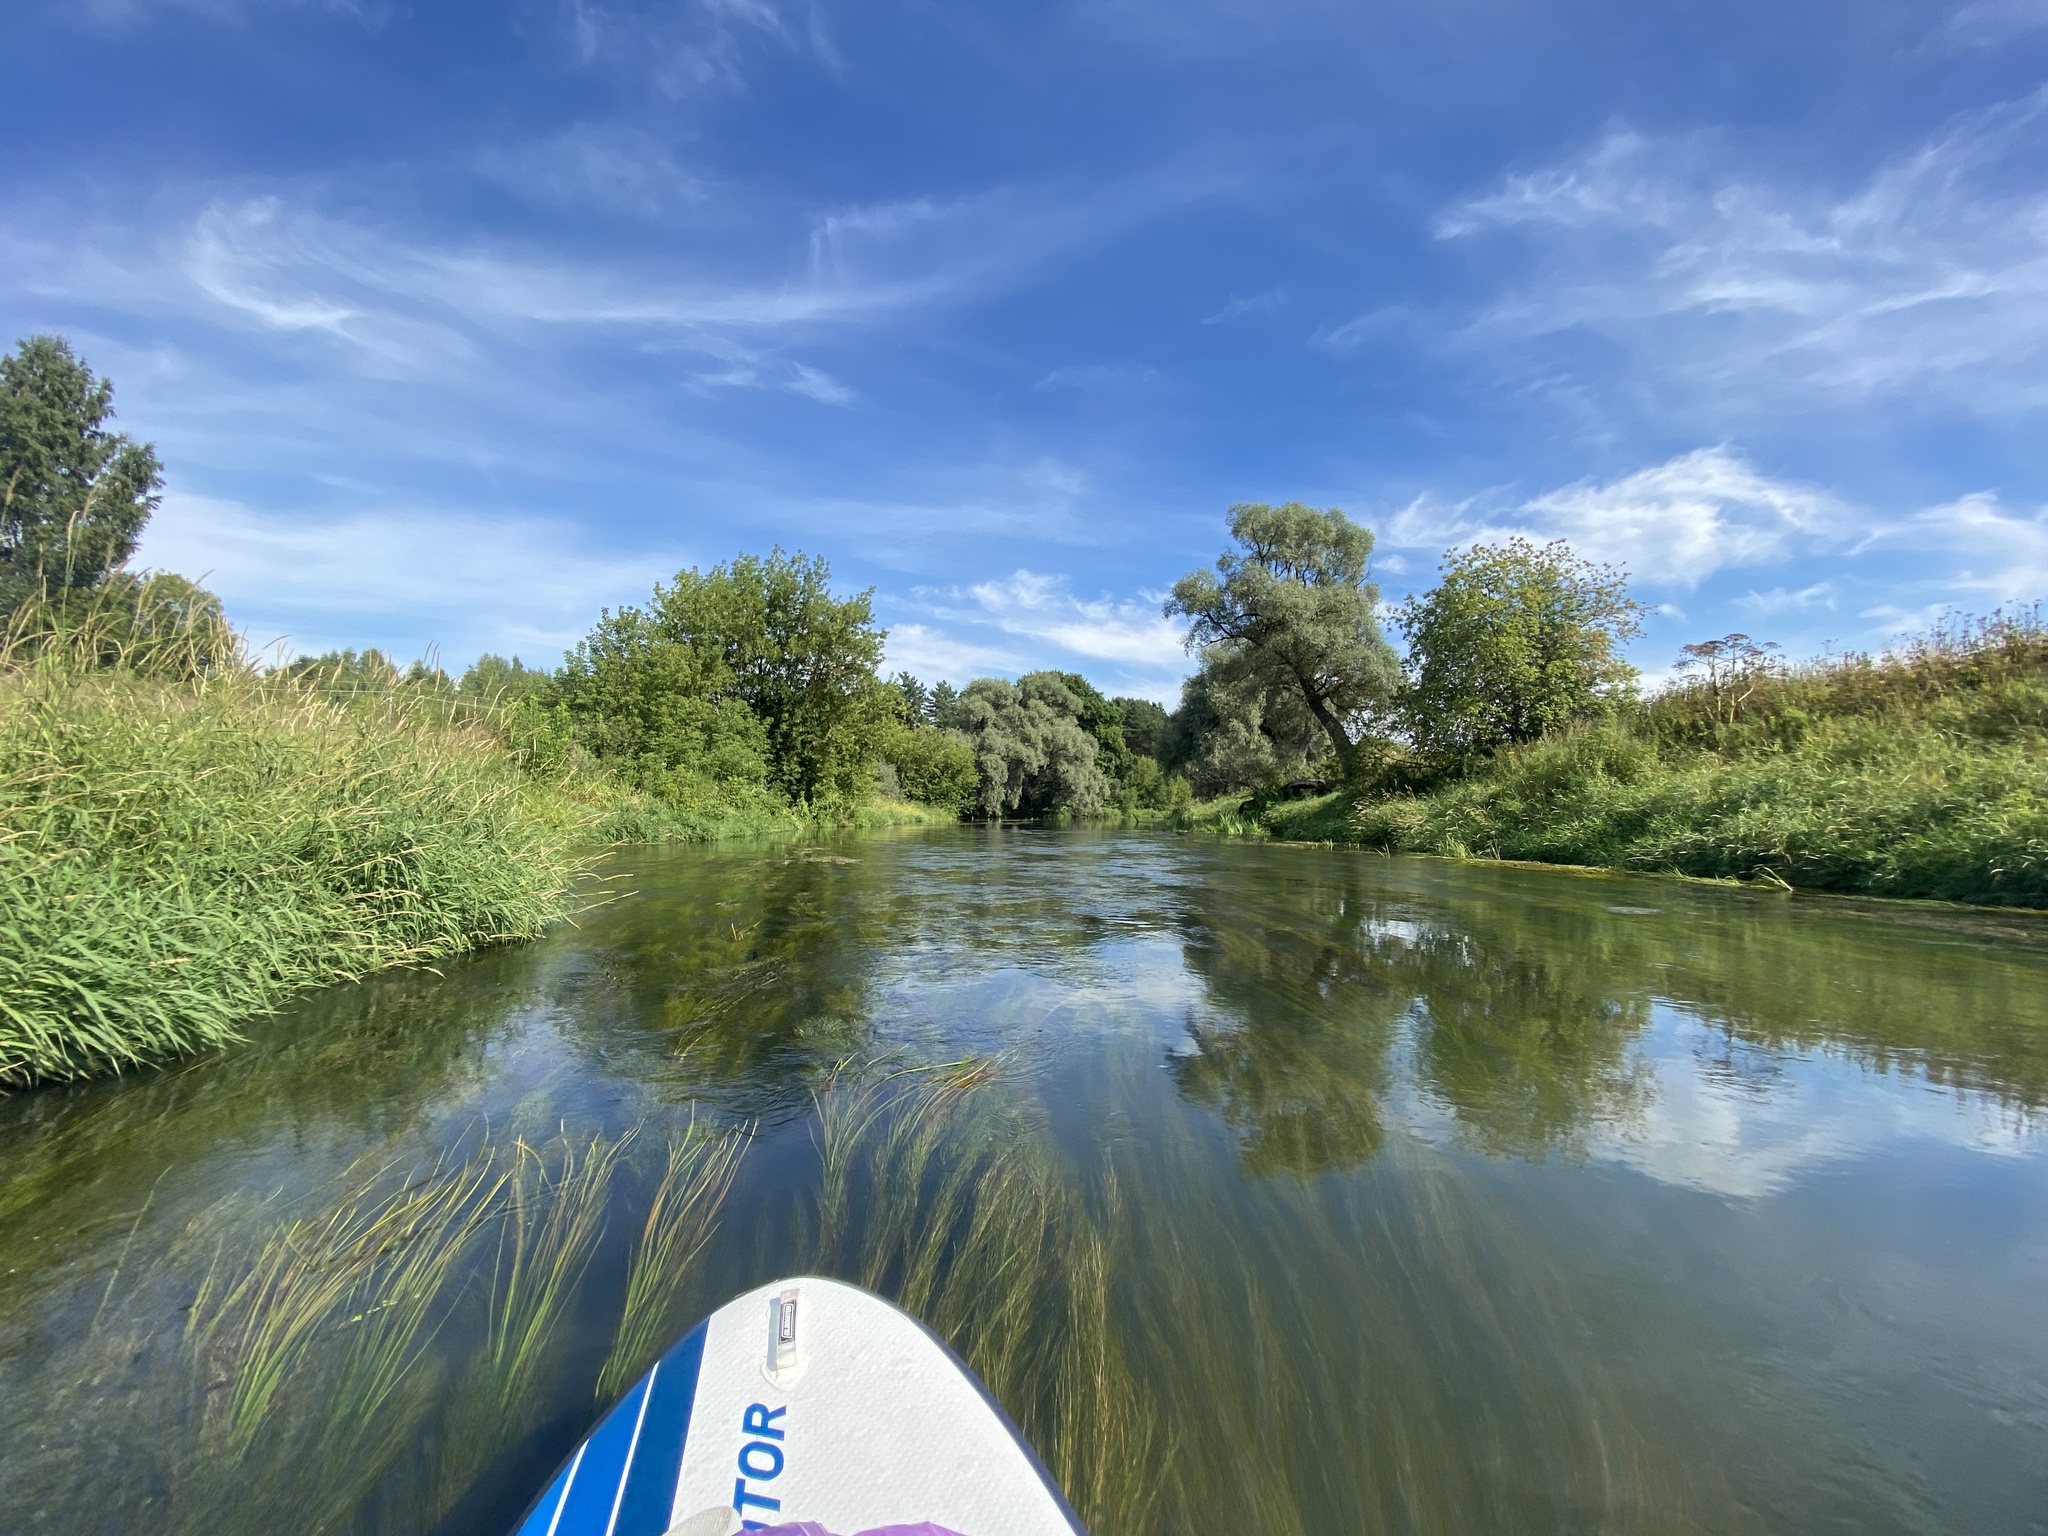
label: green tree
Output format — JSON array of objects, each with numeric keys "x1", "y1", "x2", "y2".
[
  {"x1": 643, "y1": 550, "x2": 889, "y2": 804},
  {"x1": 1166, "y1": 502, "x2": 1400, "y2": 779},
  {"x1": 957, "y1": 672, "x2": 1112, "y2": 817},
  {"x1": 1161, "y1": 642, "x2": 1325, "y2": 796},
  {"x1": 459, "y1": 653, "x2": 554, "y2": 705},
  {"x1": 0, "y1": 336, "x2": 164, "y2": 611},
  {"x1": 1054, "y1": 671, "x2": 1135, "y2": 785},
  {"x1": 877, "y1": 721, "x2": 978, "y2": 811},
  {"x1": 889, "y1": 670, "x2": 932, "y2": 726},
  {"x1": 1397, "y1": 538, "x2": 1643, "y2": 765},
  {"x1": 1113, "y1": 695, "x2": 1168, "y2": 762},
  {"x1": 556, "y1": 603, "x2": 774, "y2": 801}
]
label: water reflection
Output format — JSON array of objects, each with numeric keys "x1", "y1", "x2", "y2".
[
  {"x1": 1, "y1": 831, "x2": 2044, "y2": 1536},
  {"x1": 1161, "y1": 849, "x2": 2047, "y2": 1182}
]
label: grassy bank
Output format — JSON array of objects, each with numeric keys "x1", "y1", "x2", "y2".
[
  {"x1": 1206, "y1": 614, "x2": 2048, "y2": 908},
  {"x1": 1, "y1": 593, "x2": 972, "y2": 1087},
  {"x1": 0, "y1": 635, "x2": 592, "y2": 1087}
]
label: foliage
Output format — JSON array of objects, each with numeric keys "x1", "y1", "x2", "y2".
[
  {"x1": 1114, "y1": 754, "x2": 1192, "y2": 813},
  {"x1": 640, "y1": 550, "x2": 890, "y2": 805},
  {"x1": 3, "y1": 570, "x2": 237, "y2": 679},
  {"x1": 278, "y1": 648, "x2": 453, "y2": 700},
  {"x1": 1166, "y1": 502, "x2": 1401, "y2": 776},
  {"x1": 0, "y1": 620, "x2": 586, "y2": 1086},
  {"x1": 1342, "y1": 610, "x2": 2048, "y2": 906},
  {"x1": 877, "y1": 721, "x2": 979, "y2": 813},
  {"x1": 0, "y1": 336, "x2": 164, "y2": 612},
  {"x1": 1161, "y1": 641, "x2": 1327, "y2": 796},
  {"x1": 553, "y1": 602, "x2": 780, "y2": 816},
  {"x1": 458, "y1": 652, "x2": 552, "y2": 705},
  {"x1": 1397, "y1": 537, "x2": 1642, "y2": 765},
  {"x1": 956, "y1": 672, "x2": 1112, "y2": 818},
  {"x1": 889, "y1": 670, "x2": 932, "y2": 725},
  {"x1": 1114, "y1": 694, "x2": 1168, "y2": 761}
]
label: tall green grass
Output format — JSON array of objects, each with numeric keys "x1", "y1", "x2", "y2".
[
  {"x1": 1255, "y1": 612, "x2": 2048, "y2": 906},
  {"x1": 0, "y1": 592, "x2": 588, "y2": 1086}
]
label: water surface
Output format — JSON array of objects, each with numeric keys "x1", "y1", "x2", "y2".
[{"x1": 4, "y1": 830, "x2": 2046, "y2": 1535}]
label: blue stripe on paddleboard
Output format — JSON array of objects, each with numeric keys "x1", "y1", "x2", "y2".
[
  {"x1": 545, "y1": 1373, "x2": 652, "y2": 1536},
  {"x1": 511, "y1": 1441, "x2": 584, "y2": 1536},
  {"x1": 609, "y1": 1324, "x2": 707, "y2": 1536}
]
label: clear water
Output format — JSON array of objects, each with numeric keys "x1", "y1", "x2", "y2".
[{"x1": 4, "y1": 829, "x2": 2046, "y2": 1535}]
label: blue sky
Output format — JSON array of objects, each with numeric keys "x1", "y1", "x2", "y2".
[{"x1": 6, "y1": 0, "x2": 2048, "y2": 699}]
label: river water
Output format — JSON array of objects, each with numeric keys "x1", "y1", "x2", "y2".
[{"x1": 4, "y1": 830, "x2": 2046, "y2": 1536}]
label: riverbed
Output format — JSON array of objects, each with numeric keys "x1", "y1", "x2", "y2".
[{"x1": 3, "y1": 829, "x2": 2045, "y2": 1535}]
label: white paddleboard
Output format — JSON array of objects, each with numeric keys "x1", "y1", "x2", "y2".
[{"x1": 509, "y1": 1276, "x2": 1086, "y2": 1536}]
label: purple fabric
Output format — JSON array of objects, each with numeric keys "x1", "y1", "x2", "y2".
[{"x1": 747, "y1": 1524, "x2": 972, "y2": 1536}]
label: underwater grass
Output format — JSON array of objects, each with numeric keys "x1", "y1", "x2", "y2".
[
  {"x1": 598, "y1": 1117, "x2": 752, "y2": 1400},
  {"x1": 0, "y1": 608, "x2": 589, "y2": 1087},
  {"x1": 31, "y1": 1042, "x2": 1753, "y2": 1536}
]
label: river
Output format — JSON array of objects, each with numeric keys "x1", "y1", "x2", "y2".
[{"x1": 3, "y1": 829, "x2": 2046, "y2": 1535}]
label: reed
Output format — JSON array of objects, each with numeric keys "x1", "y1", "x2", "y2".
[
  {"x1": 178, "y1": 1142, "x2": 510, "y2": 1534},
  {"x1": 0, "y1": 603, "x2": 588, "y2": 1086}
]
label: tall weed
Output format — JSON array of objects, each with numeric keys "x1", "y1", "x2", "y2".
[{"x1": 0, "y1": 605, "x2": 586, "y2": 1086}]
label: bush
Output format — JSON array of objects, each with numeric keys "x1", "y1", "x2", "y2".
[{"x1": 879, "y1": 722, "x2": 978, "y2": 813}]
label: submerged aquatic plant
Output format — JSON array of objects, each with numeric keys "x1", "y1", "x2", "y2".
[{"x1": 598, "y1": 1117, "x2": 752, "y2": 1400}]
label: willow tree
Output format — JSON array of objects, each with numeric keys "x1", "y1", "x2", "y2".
[
  {"x1": 0, "y1": 336, "x2": 163, "y2": 613},
  {"x1": 1166, "y1": 502, "x2": 1400, "y2": 780}
]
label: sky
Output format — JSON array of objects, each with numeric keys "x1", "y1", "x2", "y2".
[{"x1": 5, "y1": 0, "x2": 2048, "y2": 701}]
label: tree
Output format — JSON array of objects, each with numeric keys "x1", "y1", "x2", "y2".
[
  {"x1": 889, "y1": 670, "x2": 932, "y2": 726},
  {"x1": 1, "y1": 336, "x2": 163, "y2": 611},
  {"x1": 1397, "y1": 537, "x2": 1642, "y2": 764},
  {"x1": 1161, "y1": 643, "x2": 1325, "y2": 797},
  {"x1": 877, "y1": 721, "x2": 978, "y2": 811},
  {"x1": 556, "y1": 603, "x2": 774, "y2": 799},
  {"x1": 459, "y1": 653, "x2": 554, "y2": 705},
  {"x1": 1113, "y1": 696, "x2": 1169, "y2": 763},
  {"x1": 644, "y1": 550, "x2": 889, "y2": 804},
  {"x1": 1166, "y1": 502, "x2": 1400, "y2": 779},
  {"x1": 930, "y1": 680, "x2": 966, "y2": 731},
  {"x1": 956, "y1": 672, "x2": 1112, "y2": 817}
]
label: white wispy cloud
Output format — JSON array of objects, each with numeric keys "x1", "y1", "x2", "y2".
[
  {"x1": 1201, "y1": 287, "x2": 1287, "y2": 324},
  {"x1": 875, "y1": 570, "x2": 1194, "y2": 698},
  {"x1": 77, "y1": 0, "x2": 382, "y2": 29},
  {"x1": 1425, "y1": 90, "x2": 2048, "y2": 416},
  {"x1": 471, "y1": 123, "x2": 709, "y2": 224},
  {"x1": 136, "y1": 492, "x2": 686, "y2": 664},
  {"x1": 966, "y1": 570, "x2": 1190, "y2": 668},
  {"x1": 1035, "y1": 363, "x2": 1162, "y2": 394},
  {"x1": 561, "y1": 0, "x2": 836, "y2": 99},
  {"x1": 878, "y1": 622, "x2": 1024, "y2": 684},
  {"x1": 1881, "y1": 491, "x2": 2048, "y2": 604},
  {"x1": 1941, "y1": 0, "x2": 2048, "y2": 48},
  {"x1": 1735, "y1": 580, "x2": 1839, "y2": 617},
  {"x1": 1384, "y1": 447, "x2": 1845, "y2": 588}
]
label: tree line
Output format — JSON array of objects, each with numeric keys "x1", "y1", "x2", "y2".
[{"x1": 2, "y1": 331, "x2": 1684, "y2": 823}]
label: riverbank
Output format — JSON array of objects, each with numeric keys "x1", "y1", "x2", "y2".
[
  {"x1": 0, "y1": 652, "x2": 590, "y2": 1087},
  {"x1": 1198, "y1": 614, "x2": 2048, "y2": 909},
  {"x1": 0, "y1": 620, "x2": 955, "y2": 1088}
]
